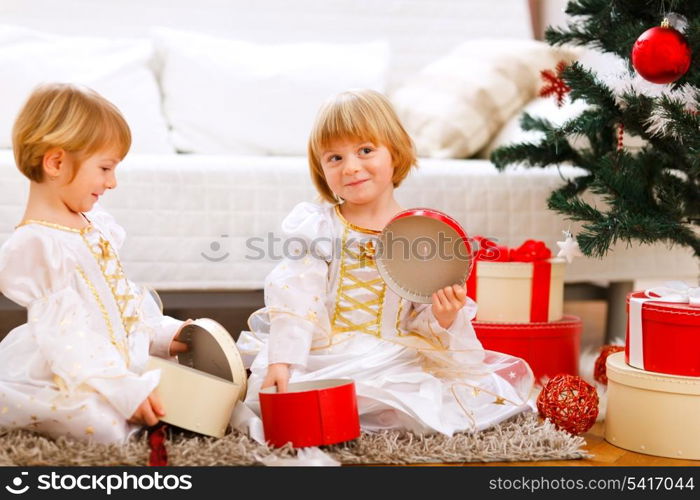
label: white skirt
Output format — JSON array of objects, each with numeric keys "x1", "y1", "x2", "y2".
[
  {"x1": 0, "y1": 325, "x2": 141, "y2": 444},
  {"x1": 234, "y1": 330, "x2": 531, "y2": 439}
]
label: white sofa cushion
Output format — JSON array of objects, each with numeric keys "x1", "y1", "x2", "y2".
[
  {"x1": 152, "y1": 27, "x2": 390, "y2": 155},
  {"x1": 390, "y1": 39, "x2": 578, "y2": 159},
  {"x1": 0, "y1": 25, "x2": 174, "y2": 154}
]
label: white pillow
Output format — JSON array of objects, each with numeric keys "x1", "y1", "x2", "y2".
[
  {"x1": 152, "y1": 27, "x2": 390, "y2": 155},
  {"x1": 390, "y1": 39, "x2": 579, "y2": 159},
  {"x1": 0, "y1": 24, "x2": 174, "y2": 154}
]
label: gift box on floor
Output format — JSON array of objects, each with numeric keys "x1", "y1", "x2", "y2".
[
  {"x1": 605, "y1": 351, "x2": 700, "y2": 460},
  {"x1": 147, "y1": 318, "x2": 248, "y2": 438},
  {"x1": 467, "y1": 238, "x2": 566, "y2": 323},
  {"x1": 473, "y1": 315, "x2": 581, "y2": 383},
  {"x1": 626, "y1": 285, "x2": 700, "y2": 377},
  {"x1": 259, "y1": 379, "x2": 360, "y2": 448}
]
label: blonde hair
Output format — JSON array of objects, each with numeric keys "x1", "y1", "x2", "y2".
[
  {"x1": 12, "y1": 83, "x2": 131, "y2": 183},
  {"x1": 308, "y1": 89, "x2": 416, "y2": 203}
]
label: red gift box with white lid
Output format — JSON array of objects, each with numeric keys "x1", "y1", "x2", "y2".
[{"x1": 626, "y1": 282, "x2": 700, "y2": 377}]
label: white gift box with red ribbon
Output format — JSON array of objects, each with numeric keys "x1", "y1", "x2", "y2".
[{"x1": 466, "y1": 238, "x2": 566, "y2": 323}]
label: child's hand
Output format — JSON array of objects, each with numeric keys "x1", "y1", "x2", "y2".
[
  {"x1": 431, "y1": 284, "x2": 467, "y2": 329},
  {"x1": 262, "y1": 363, "x2": 290, "y2": 393},
  {"x1": 169, "y1": 319, "x2": 194, "y2": 356},
  {"x1": 128, "y1": 389, "x2": 165, "y2": 427}
]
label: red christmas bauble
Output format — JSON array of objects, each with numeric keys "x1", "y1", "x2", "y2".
[
  {"x1": 631, "y1": 25, "x2": 692, "y2": 84},
  {"x1": 536, "y1": 374, "x2": 599, "y2": 435},
  {"x1": 593, "y1": 345, "x2": 625, "y2": 385}
]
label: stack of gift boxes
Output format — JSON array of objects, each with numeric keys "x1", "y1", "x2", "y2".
[
  {"x1": 467, "y1": 237, "x2": 581, "y2": 384},
  {"x1": 604, "y1": 284, "x2": 700, "y2": 459},
  {"x1": 467, "y1": 236, "x2": 700, "y2": 459}
]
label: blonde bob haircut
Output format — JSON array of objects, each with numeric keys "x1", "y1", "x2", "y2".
[
  {"x1": 308, "y1": 89, "x2": 417, "y2": 203},
  {"x1": 12, "y1": 83, "x2": 131, "y2": 183}
]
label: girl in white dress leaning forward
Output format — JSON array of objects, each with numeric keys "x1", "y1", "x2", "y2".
[
  {"x1": 235, "y1": 89, "x2": 535, "y2": 437},
  {"x1": 0, "y1": 84, "x2": 190, "y2": 444}
]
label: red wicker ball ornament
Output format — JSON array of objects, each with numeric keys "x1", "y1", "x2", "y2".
[
  {"x1": 631, "y1": 24, "x2": 692, "y2": 84},
  {"x1": 537, "y1": 374, "x2": 599, "y2": 435},
  {"x1": 594, "y1": 345, "x2": 625, "y2": 385}
]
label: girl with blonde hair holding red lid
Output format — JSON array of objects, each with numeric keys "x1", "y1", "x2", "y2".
[{"x1": 235, "y1": 89, "x2": 534, "y2": 437}]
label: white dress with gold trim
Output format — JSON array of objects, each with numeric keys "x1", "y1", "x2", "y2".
[
  {"x1": 0, "y1": 206, "x2": 183, "y2": 443},
  {"x1": 236, "y1": 202, "x2": 534, "y2": 436}
]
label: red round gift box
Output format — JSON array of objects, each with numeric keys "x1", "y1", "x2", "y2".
[
  {"x1": 625, "y1": 292, "x2": 700, "y2": 376},
  {"x1": 259, "y1": 379, "x2": 360, "y2": 448},
  {"x1": 473, "y1": 315, "x2": 581, "y2": 383}
]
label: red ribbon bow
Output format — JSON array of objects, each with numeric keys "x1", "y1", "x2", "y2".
[
  {"x1": 509, "y1": 239, "x2": 552, "y2": 262},
  {"x1": 473, "y1": 236, "x2": 552, "y2": 262},
  {"x1": 147, "y1": 423, "x2": 168, "y2": 466}
]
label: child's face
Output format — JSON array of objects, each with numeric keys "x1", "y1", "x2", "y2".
[
  {"x1": 320, "y1": 138, "x2": 394, "y2": 205},
  {"x1": 57, "y1": 148, "x2": 120, "y2": 214}
]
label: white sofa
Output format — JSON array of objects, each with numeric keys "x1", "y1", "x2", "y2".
[{"x1": 0, "y1": 0, "x2": 696, "y2": 297}]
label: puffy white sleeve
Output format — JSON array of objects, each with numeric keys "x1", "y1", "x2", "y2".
[
  {"x1": 87, "y1": 204, "x2": 184, "y2": 359},
  {"x1": 139, "y1": 289, "x2": 184, "y2": 359},
  {"x1": 263, "y1": 202, "x2": 333, "y2": 368},
  {"x1": 404, "y1": 297, "x2": 485, "y2": 365},
  {"x1": 0, "y1": 228, "x2": 158, "y2": 420}
]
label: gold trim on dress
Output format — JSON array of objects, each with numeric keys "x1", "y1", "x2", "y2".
[
  {"x1": 395, "y1": 298, "x2": 404, "y2": 334},
  {"x1": 80, "y1": 229, "x2": 142, "y2": 340},
  {"x1": 16, "y1": 219, "x2": 93, "y2": 234},
  {"x1": 98, "y1": 237, "x2": 112, "y2": 259},
  {"x1": 359, "y1": 240, "x2": 376, "y2": 261},
  {"x1": 76, "y1": 266, "x2": 130, "y2": 366},
  {"x1": 331, "y1": 225, "x2": 385, "y2": 339},
  {"x1": 333, "y1": 205, "x2": 381, "y2": 235}
]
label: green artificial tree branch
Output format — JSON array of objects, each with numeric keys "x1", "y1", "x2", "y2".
[{"x1": 492, "y1": 0, "x2": 700, "y2": 261}]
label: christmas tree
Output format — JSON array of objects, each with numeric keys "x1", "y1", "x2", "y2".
[{"x1": 491, "y1": 0, "x2": 700, "y2": 263}]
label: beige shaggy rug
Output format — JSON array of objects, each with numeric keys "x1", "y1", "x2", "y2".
[{"x1": 0, "y1": 412, "x2": 588, "y2": 466}]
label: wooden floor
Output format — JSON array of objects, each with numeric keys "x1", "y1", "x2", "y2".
[{"x1": 471, "y1": 421, "x2": 700, "y2": 466}]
